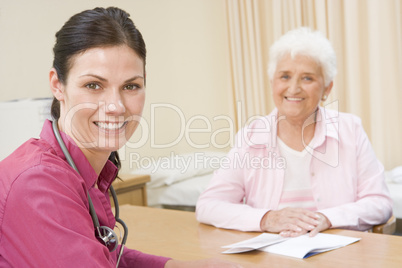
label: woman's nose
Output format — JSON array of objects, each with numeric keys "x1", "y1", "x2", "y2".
[
  {"x1": 287, "y1": 78, "x2": 302, "y2": 94},
  {"x1": 106, "y1": 93, "x2": 126, "y2": 114}
]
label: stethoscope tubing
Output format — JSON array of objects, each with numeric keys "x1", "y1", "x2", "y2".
[{"x1": 52, "y1": 120, "x2": 127, "y2": 267}]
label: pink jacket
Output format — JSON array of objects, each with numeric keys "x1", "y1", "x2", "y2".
[
  {"x1": 0, "y1": 120, "x2": 169, "y2": 267},
  {"x1": 196, "y1": 107, "x2": 392, "y2": 232}
]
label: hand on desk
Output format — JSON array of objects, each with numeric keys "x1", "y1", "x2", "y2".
[
  {"x1": 165, "y1": 258, "x2": 243, "y2": 268},
  {"x1": 260, "y1": 208, "x2": 331, "y2": 237}
]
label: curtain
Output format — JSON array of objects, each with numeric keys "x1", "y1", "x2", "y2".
[{"x1": 225, "y1": 0, "x2": 402, "y2": 170}]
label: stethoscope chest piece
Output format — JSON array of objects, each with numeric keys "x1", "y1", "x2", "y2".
[{"x1": 97, "y1": 226, "x2": 119, "y2": 252}]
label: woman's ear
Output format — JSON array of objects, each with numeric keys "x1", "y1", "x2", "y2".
[
  {"x1": 324, "y1": 81, "x2": 333, "y2": 97},
  {"x1": 49, "y1": 68, "x2": 65, "y2": 101}
]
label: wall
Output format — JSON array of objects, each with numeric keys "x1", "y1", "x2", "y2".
[{"x1": 0, "y1": 0, "x2": 233, "y2": 173}]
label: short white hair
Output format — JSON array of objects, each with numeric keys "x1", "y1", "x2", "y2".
[{"x1": 267, "y1": 27, "x2": 337, "y2": 86}]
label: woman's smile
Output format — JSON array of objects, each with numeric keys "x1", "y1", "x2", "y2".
[
  {"x1": 285, "y1": 96, "x2": 304, "y2": 102},
  {"x1": 94, "y1": 121, "x2": 128, "y2": 132},
  {"x1": 272, "y1": 54, "x2": 331, "y2": 122}
]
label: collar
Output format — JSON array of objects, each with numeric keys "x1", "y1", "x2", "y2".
[
  {"x1": 40, "y1": 120, "x2": 117, "y2": 193},
  {"x1": 312, "y1": 106, "x2": 339, "y2": 148},
  {"x1": 246, "y1": 106, "x2": 339, "y2": 147}
]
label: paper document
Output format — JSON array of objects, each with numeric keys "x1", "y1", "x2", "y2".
[
  {"x1": 222, "y1": 233, "x2": 289, "y2": 254},
  {"x1": 222, "y1": 233, "x2": 360, "y2": 258}
]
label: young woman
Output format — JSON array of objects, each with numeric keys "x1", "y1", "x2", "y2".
[{"x1": 0, "y1": 7, "x2": 241, "y2": 268}]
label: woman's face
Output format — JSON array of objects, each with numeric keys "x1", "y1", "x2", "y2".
[
  {"x1": 51, "y1": 45, "x2": 145, "y2": 155},
  {"x1": 271, "y1": 54, "x2": 332, "y2": 123}
]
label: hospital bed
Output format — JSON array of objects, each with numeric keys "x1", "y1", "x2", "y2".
[{"x1": 130, "y1": 151, "x2": 227, "y2": 211}]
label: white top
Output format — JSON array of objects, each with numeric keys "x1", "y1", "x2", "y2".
[{"x1": 276, "y1": 137, "x2": 317, "y2": 211}]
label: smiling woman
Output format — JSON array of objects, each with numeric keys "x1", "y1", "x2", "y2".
[
  {"x1": 0, "y1": 6, "x2": 241, "y2": 268},
  {"x1": 196, "y1": 27, "x2": 392, "y2": 238},
  {"x1": 50, "y1": 45, "x2": 146, "y2": 174},
  {"x1": 271, "y1": 54, "x2": 332, "y2": 151}
]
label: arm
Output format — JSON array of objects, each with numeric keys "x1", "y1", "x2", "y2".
[
  {"x1": 1, "y1": 165, "x2": 117, "y2": 267},
  {"x1": 195, "y1": 171, "x2": 268, "y2": 231},
  {"x1": 119, "y1": 247, "x2": 170, "y2": 268},
  {"x1": 318, "y1": 116, "x2": 393, "y2": 231},
  {"x1": 165, "y1": 259, "x2": 243, "y2": 268},
  {"x1": 196, "y1": 130, "x2": 268, "y2": 232}
]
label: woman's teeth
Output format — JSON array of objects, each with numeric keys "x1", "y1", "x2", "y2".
[
  {"x1": 95, "y1": 122, "x2": 126, "y2": 130},
  {"x1": 286, "y1": 97, "x2": 303, "y2": 101}
]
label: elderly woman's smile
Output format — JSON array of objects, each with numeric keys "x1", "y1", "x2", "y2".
[{"x1": 272, "y1": 54, "x2": 332, "y2": 123}]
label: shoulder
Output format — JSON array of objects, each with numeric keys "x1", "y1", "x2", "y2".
[
  {"x1": 319, "y1": 108, "x2": 370, "y2": 153},
  {"x1": 335, "y1": 109, "x2": 362, "y2": 125},
  {"x1": 320, "y1": 107, "x2": 360, "y2": 122},
  {"x1": 320, "y1": 108, "x2": 364, "y2": 132},
  {"x1": 246, "y1": 109, "x2": 278, "y2": 129},
  {"x1": 0, "y1": 138, "x2": 85, "y2": 212},
  {"x1": 235, "y1": 109, "x2": 278, "y2": 148},
  {"x1": 0, "y1": 137, "x2": 74, "y2": 184}
]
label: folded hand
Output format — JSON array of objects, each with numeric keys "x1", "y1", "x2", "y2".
[{"x1": 260, "y1": 207, "x2": 331, "y2": 237}]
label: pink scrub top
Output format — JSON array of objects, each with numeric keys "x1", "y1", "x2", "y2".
[{"x1": 0, "y1": 120, "x2": 170, "y2": 267}]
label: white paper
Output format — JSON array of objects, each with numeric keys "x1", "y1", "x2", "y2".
[
  {"x1": 222, "y1": 233, "x2": 288, "y2": 254},
  {"x1": 222, "y1": 233, "x2": 360, "y2": 258}
]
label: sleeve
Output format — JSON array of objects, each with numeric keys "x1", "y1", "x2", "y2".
[
  {"x1": 195, "y1": 129, "x2": 269, "y2": 232},
  {"x1": 318, "y1": 116, "x2": 393, "y2": 231},
  {"x1": 1, "y1": 164, "x2": 170, "y2": 268},
  {"x1": 119, "y1": 246, "x2": 170, "y2": 268}
]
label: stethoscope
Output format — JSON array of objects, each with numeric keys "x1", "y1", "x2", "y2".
[{"x1": 52, "y1": 120, "x2": 127, "y2": 267}]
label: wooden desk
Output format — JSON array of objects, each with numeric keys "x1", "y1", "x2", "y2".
[
  {"x1": 118, "y1": 205, "x2": 402, "y2": 268},
  {"x1": 110, "y1": 174, "x2": 150, "y2": 206}
]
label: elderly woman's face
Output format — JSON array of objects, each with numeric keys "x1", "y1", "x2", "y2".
[{"x1": 271, "y1": 54, "x2": 332, "y2": 122}]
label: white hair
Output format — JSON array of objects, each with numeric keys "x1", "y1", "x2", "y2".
[{"x1": 267, "y1": 27, "x2": 337, "y2": 86}]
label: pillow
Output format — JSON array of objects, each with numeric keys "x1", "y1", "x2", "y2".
[{"x1": 386, "y1": 166, "x2": 402, "y2": 184}]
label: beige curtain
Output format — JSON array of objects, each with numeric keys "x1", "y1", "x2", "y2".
[{"x1": 225, "y1": 0, "x2": 402, "y2": 170}]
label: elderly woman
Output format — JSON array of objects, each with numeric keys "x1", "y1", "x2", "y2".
[{"x1": 196, "y1": 27, "x2": 392, "y2": 237}]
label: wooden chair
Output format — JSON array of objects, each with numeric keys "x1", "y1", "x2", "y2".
[{"x1": 371, "y1": 215, "x2": 396, "y2": 234}]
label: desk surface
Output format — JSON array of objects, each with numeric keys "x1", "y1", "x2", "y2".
[
  {"x1": 112, "y1": 174, "x2": 150, "y2": 191},
  {"x1": 119, "y1": 205, "x2": 402, "y2": 268}
]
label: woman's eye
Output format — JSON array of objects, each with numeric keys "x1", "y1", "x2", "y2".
[
  {"x1": 124, "y1": 84, "x2": 140, "y2": 90},
  {"x1": 86, "y1": 83, "x2": 100, "y2": 90},
  {"x1": 281, "y1": 75, "x2": 290, "y2": 80},
  {"x1": 303, "y1": 76, "x2": 313, "y2": 81}
]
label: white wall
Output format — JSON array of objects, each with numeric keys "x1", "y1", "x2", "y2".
[{"x1": 0, "y1": 0, "x2": 233, "y2": 173}]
